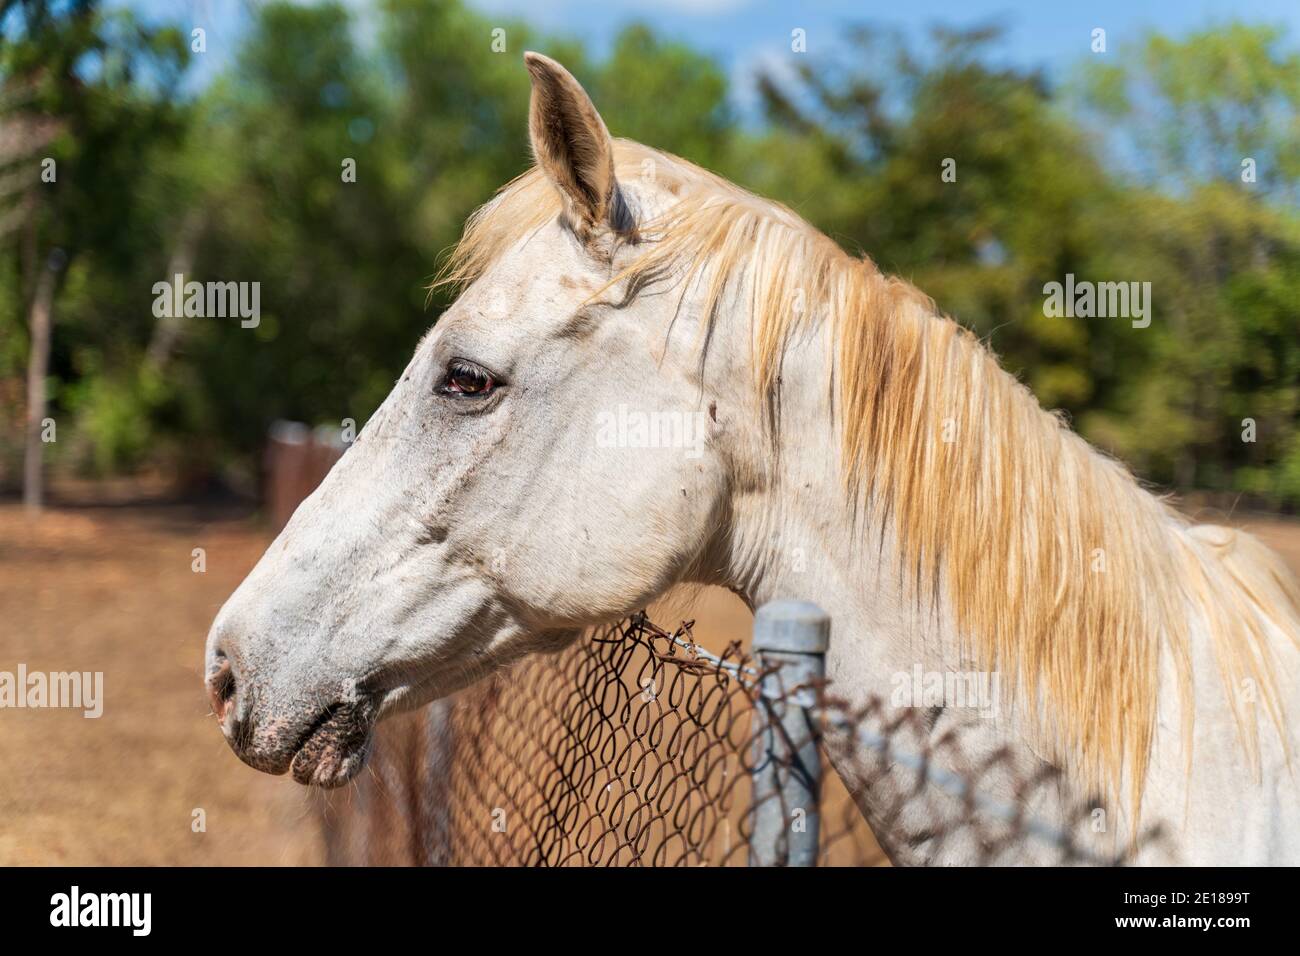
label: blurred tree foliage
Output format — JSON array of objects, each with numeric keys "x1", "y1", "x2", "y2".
[
  {"x1": 1, "y1": 1, "x2": 1297, "y2": 507},
  {"x1": 0, "y1": 0, "x2": 189, "y2": 481}
]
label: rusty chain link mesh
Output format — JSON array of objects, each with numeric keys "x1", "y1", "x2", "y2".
[
  {"x1": 320, "y1": 614, "x2": 880, "y2": 866},
  {"x1": 316, "y1": 613, "x2": 1160, "y2": 866},
  {"x1": 435, "y1": 616, "x2": 764, "y2": 865}
]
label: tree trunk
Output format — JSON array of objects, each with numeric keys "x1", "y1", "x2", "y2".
[
  {"x1": 22, "y1": 254, "x2": 58, "y2": 514},
  {"x1": 146, "y1": 208, "x2": 206, "y2": 370}
]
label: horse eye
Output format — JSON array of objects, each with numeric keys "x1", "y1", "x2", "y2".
[{"x1": 439, "y1": 360, "x2": 497, "y2": 397}]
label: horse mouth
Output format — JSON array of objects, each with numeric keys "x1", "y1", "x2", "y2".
[{"x1": 288, "y1": 700, "x2": 375, "y2": 788}]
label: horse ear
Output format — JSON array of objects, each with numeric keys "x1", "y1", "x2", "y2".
[{"x1": 524, "y1": 52, "x2": 622, "y2": 235}]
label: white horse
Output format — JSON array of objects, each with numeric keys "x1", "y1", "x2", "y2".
[{"x1": 206, "y1": 53, "x2": 1300, "y2": 865}]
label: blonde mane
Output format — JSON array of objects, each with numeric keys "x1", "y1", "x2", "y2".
[{"x1": 440, "y1": 139, "x2": 1300, "y2": 816}]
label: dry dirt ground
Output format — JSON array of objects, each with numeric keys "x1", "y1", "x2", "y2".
[
  {"x1": 0, "y1": 500, "x2": 320, "y2": 865},
  {"x1": 1, "y1": 498, "x2": 1298, "y2": 865}
]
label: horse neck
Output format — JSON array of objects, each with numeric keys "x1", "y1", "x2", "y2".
[
  {"x1": 711, "y1": 302, "x2": 1095, "y2": 863},
  {"x1": 718, "y1": 305, "x2": 967, "y2": 671}
]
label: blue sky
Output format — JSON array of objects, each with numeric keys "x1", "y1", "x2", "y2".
[
  {"x1": 469, "y1": 0, "x2": 1300, "y2": 63},
  {"x1": 123, "y1": 0, "x2": 1300, "y2": 107}
]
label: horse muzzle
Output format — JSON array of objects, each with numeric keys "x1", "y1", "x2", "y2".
[{"x1": 205, "y1": 644, "x2": 376, "y2": 788}]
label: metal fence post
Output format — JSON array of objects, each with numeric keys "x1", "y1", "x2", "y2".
[{"x1": 748, "y1": 599, "x2": 830, "y2": 866}]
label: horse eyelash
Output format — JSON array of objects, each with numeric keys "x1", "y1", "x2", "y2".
[{"x1": 440, "y1": 358, "x2": 500, "y2": 395}]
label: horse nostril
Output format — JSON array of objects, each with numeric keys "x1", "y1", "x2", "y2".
[{"x1": 207, "y1": 653, "x2": 237, "y2": 724}]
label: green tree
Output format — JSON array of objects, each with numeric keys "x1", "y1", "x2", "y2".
[
  {"x1": 1074, "y1": 26, "x2": 1300, "y2": 501},
  {"x1": 0, "y1": 0, "x2": 189, "y2": 498}
]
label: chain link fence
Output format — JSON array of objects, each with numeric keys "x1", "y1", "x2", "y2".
[
  {"x1": 319, "y1": 612, "x2": 883, "y2": 866},
  {"x1": 314, "y1": 614, "x2": 1159, "y2": 866}
]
